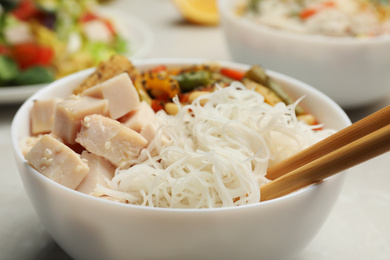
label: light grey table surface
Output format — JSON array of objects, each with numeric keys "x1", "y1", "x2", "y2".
[{"x1": 1, "y1": 0, "x2": 389, "y2": 259}]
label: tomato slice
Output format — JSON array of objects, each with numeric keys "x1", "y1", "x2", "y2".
[
  {"x1": 11, "y1": 0, "x2": 39, "y2": 21},
  {"x1": 0, "y1": 45, "x2": 10, "y2": 55},
  {"x1": 12, "y1": 43, "x2": 54, "y2": 69}
]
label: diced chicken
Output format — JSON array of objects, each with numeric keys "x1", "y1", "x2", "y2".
[
  {"x1": 20, "y1": 135, "x2": 43, "y2": 157},
  {"x1": 73, "y1": 55, "x2": 139, "y2": 95},
  {"x1": 82, "y1": 20, "x2": 112, "y2": 44},
  {"x1": 120, "y1": 101, "x2": 156, "y2": 132},
  {"x1": 138, "y1": 122, "x2": 170, "y2": 159},
  {"x1": 25, "y1": 135, "x2": 89, "y2": 189},
  {"x1": 4, "y1": 22, "x2": 33, "y2": 44},
  {"x1": 31, "y1": 98, "x2": 63, "y2": 135},
  {"x1": 51, "y1": 95, "x2": 108, "y2": 144},
  {"x1": 76, "y1": 114, "x2": 148, "y2": 168},
  {"x1": 82, "y1": 73, "x2": 140, "y2": 119},
  {"x1": 140, "y1": 122, "x2": 157, "y2": 144},
  {"x1": 76, "y1": 151, "x2": 115, "y2": 195}
]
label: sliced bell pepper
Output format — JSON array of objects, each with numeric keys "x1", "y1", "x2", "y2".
[
  {"x1": 220, "y1": 68, "x2": 245, "y2": 81},
  {"x1": 141, "y1": 71, "x2": 180, "y2": 98},
  {"x1": 300, "y1": 8, "x2": 318, "y2": 19}
]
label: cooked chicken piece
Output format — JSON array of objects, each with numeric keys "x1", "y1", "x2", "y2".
[
  {"x1": 76, "y1": 151, "x2": 116, "y2": 195},
  {"x1": 76, "y1": 114, "x2": 148, "y2": 168},
  {"x1": 140, "y1": 122, "x2": 157, "y2": 144},
  {"x1": 51, "y1": 95, "x2": 108, "y2": 144},
  {"x1": 82, "y1": 73, "x2": 140, "y2": 119},
  {"x1": 120, "y1": 101, "x2": 156, "y2": 132},
  {"x1": 25, "y1": 135, "x2": 89, "y2": 189},
  {"x1": 31, "y1": 98, "x2": 63, "y2": 135},
  {"x1": 73, "y1": 55, "x2": 138, "y2": 94},
  {"x1": 20, "y1": 135, "x2": 43, "y2": 156}
]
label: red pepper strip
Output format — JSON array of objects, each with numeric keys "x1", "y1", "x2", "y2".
[
  {"x1": 80, "y1": 12, "x2": 116, "y2": 35},
  {"x1": 103, "y1": 19, "x2": 116, "y2": 35},
  {"x1": 80, "y1": 12, "x2": 99, "y2": 23},
  {"x1": 300, "y1": 8, "x2": 318, "y2": 19},
  {"x1": 151, "y1": 65, "x2": 168, "y2": 73},
  {"x1": 322, "y1": 1, "x2": 335, "y2": 7},
  {"x1": 220, "y1": 68, "x2": 245, "y2": 81},
  {"x1": 150, "y1": 99, "x2": 165, "y2": 112},
  {"x1": 300, "y1": 1, "x2": 335, "y2": 20}
]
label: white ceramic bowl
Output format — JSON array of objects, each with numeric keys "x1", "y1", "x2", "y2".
[
  {"x1": 11, "y1": 58, "x2": 351, "y2": 260},
  {"x1": 218, "y1": 0, "x2": 390, "y2": 108}
]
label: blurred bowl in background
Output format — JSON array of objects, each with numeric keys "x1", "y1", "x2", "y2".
[{"x1": 218, "y1": 0, "x2": 390, "y2": 108}]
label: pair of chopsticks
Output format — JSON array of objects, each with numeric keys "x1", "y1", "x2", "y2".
[{"x1": 259, "y1": 105, "x2": 390, "y2": 202}]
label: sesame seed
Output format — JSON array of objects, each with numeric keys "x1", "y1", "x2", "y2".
[
  {"x1": 56, "y1": 145, "x2": 64, "y2": 153},
  {"x1": 47, "y1": 158, "x2": 53, "y2": 166},
  {"x1": 83, "y1": 117, "x2": 91, "y2": 128},
  {"x1": 44, "y1": 148, "x2": 52, "y2": 158},
  {"x1": 40, "y1": 157, "x2": 48, "y2": 166}
]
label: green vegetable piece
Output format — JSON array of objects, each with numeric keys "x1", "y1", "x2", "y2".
[
  {"x1": 174, "y1": 70, "x2": 211, "y2": 92},
  {"x1": 0, "y1": 55, "x2": 19, "y2": 82},
  {"x1": 245, "y1": 64, "x2": 305, "y2": 115},
  {"x1": 268, "y1": 80, "x2": 305, "y2": 115},
  {"x1": 13, "y1": 66, "x2": 55, "y2": 85},
  {"x1": 85, "y1": 42, "x2": 116, "y2": 64},
  {"x1": 244, "y1": 64, "x2": 269, "y2": 86},
  {"x1": 114, "y1": 35, "x2": 129, "y2": 54}
]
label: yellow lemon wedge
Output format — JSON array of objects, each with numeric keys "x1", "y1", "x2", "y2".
[{"x1": 172, "y1": 0, "x2": 219, "y2": 26}]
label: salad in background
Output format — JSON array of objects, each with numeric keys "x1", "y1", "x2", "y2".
[
  {"x1": 0, "y1": 0, "x2": 129, "y2": 87},
  {"x1": 240, "y1": 0, "x2": 390, "y2": 37}
]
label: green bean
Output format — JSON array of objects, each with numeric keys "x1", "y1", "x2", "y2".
[
  {"x1": 245, "y1": 65, "x2": 305, "y2": 115},
  {"x1": 174, "y1": 70, "x2": 211, "y2": 92}
]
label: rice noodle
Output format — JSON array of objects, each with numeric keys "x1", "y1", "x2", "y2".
[{"x1": 93, "y1": 82, "x2": 334, "y2": 208}]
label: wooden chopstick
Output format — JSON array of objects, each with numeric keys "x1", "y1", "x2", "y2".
[
  {"x1": 260, "y1": 123, "x2": 390, "y2": 202},
  {"x1": 266, "y1": 105, "x2": 390, "y2": 180}
]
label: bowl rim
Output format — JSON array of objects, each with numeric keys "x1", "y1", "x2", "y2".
[
  {"x1": 11, "y1": 57, "x2": 351, "y2": 213},
  {"x1": 218, "y1": 0, "x2": 390, "y2": 45}
]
